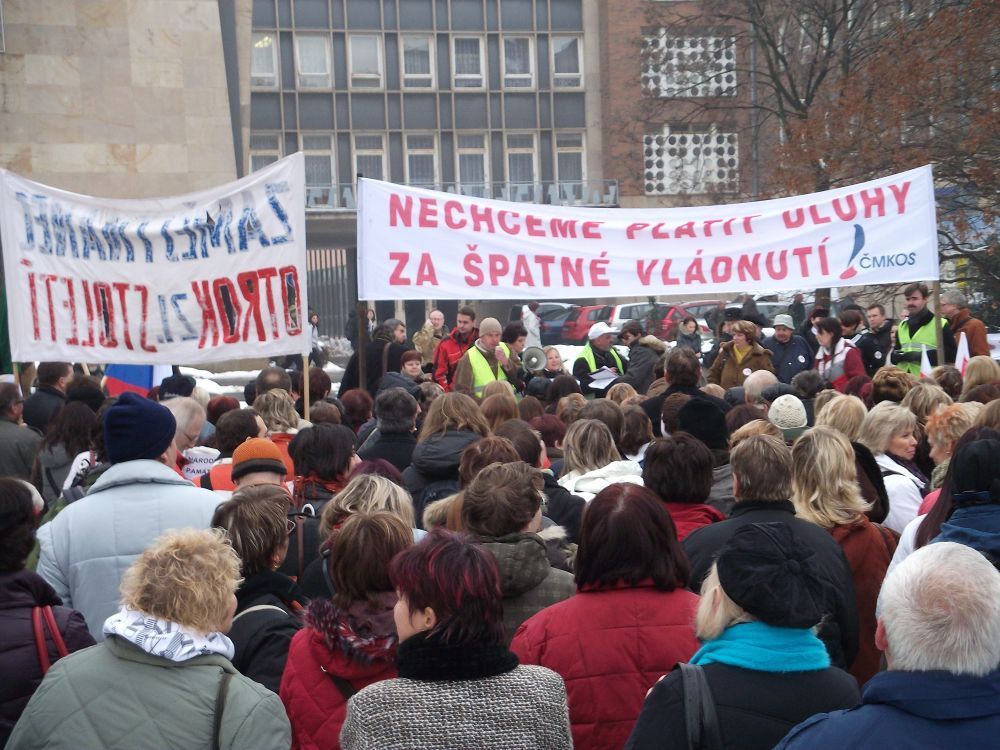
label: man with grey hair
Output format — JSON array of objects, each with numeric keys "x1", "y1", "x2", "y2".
[
  {"x1": 776, "y1": 542, "x2": 1000, "y2": 748},
  {"x1": 940, "y1": 288, "x2": 990, "y2": 357},
  {"x1": 743, "y1": 369, "x2": 778, "y2": 405}
]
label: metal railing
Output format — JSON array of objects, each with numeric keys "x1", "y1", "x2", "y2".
[{"x1": 305, "y1": 179, "x2": 619, "y2": 212}]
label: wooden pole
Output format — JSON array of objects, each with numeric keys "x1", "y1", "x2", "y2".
[
  {"x1": 80, "y1": 363, "x2": 91, "y2": 376},
  {"x1": 12, "y1": 362, "x2": 20, "y2": 396},
  {"x1": 302, "y1": 354, "x2": 310, "y2": 417},
  {"x1": 356, "y1": 300, "x2": 368, "y2": 391},
  {"x1": 932, "y1": 281, "x2": 945, "y2": 364}
]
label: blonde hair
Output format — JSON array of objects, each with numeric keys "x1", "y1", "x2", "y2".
[
  {"x1": 119, "y1": 528, "x2": 241, "y2": 634},
  {"x1": 791, "y1": 426, "x2": 871, "y2": 528},
  {"x1": 695, "y1": 564, "x2": 753, "y2": 641},
  {"x1": 816, "y1": 394, "x2": 868, "y2": 442},
  {"x1": 417, "y1": 392, "x2": 490, "y2": 442},
  {"x1": 859, "y1": 401, "x2": 918, "y2": 455},
  {"x1": 555, "y1": 393, "x2": 587, "y2": 425},
  {"x1": 480, "y1": 392, "x2": 519, "y2": 433},
  {"x1": 728, "y1": 419, "x2": 781, "y2": 449},
  {"x1": 253, "y1": 388, "x2": 299, "y2": 432},
  {"x1": 606, "y1": 382, "x2": 638, "y2": 405},
  {"x1": 422, "y1": 494, "x2": 459, "y2": 529},
  {"x1": 961, "y1": 356, "x2": 1000, "y2": 397},
  {"x1": 812, "y1": 389, "x2": 840, "y2": 418},
  {"x1": 901, "y1": 384, "x2": 952, "y2": 425},
  {"x1": 562, "y1": 418, "x2": 621, "y2": 475},
  {"x1": 481, "y1": 379, "x2": 516, "y2": 400},
  {"x1": 701, "y1": 384, "x2": 726, "y2": 400},
  {"x1": 926, "y1": 403, "x2": 977, "y2": 451},
  {"x1": 319, "y1": 473, "x2": 415, "y2": 536}
]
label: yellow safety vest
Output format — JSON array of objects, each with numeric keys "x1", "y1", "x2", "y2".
[
  {"x1": 468, "y1": 343, "x2": 509, "y2": 398},
  {"x1": 576, "y1": 342, "x2": 624, "y2": 373},
  {"x1": 897, "y1": 315, "x2": 944, "y2": 376}
]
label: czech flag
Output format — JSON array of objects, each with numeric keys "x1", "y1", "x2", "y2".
[{"x1": 104, "y1": 364, "x2": 173, "y2": 397}]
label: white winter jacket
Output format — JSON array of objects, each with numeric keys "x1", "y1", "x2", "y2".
[
  {"x1": 875, "y1": 453, "x2": 926, "y2": 534},
  {"x1": 36, "y1": 459, "x2": 221, "y2": 640},
  {"x1": 557, "y1": 460, "x2": 644, "y2": 502}
]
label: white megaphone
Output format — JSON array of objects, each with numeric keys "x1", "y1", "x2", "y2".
[{"x1": 522, "y1": 346, "x2": 547, "y2": 373}]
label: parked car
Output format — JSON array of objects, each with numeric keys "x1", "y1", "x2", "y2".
[
  {"x1": 644, "y1": 303, "x2": 714, "y2": 340},
  {"x1": 561, "y1": 305, "x2": 612, "y2": 343},
  {"x1": 508, "y1": 302, "x2": 576, "y2": 322},
  {"x1": 608, "y1": 301, "x2": 662, "y2": 330},
  {"x1": 539, "y1": 306, "x2": 578, "y2": 346}
]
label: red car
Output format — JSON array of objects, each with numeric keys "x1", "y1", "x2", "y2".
[
  {"x1": 648, "y1": 301, "x2": 721, "y2": 340},
  {"x1": 560, "y1": 305, "x2": 612, "y2": 343}
]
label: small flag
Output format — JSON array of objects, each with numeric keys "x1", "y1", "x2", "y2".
[
  {"x1": 920, "y1": 344, "x2": 933, "y2": 378},
  {"x1": 104, "y1": 364, "x2": 173, "y2": 397},
  {"x1": 954, "y1": 331, "x2": 970, "y2": 376}
]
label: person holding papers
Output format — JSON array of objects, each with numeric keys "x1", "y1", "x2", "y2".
[
  {"x1": 573, "y1": 322, "x2": 627, "y2": 398},
  {"x1": 707, "y1": 320, "x2": 775, "y2": 390}
]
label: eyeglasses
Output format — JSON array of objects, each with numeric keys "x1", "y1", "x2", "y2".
[{"x1": 286, "y1": 518, "x2": 297, "y2": 535}]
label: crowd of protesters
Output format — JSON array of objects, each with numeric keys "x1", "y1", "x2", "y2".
[{"x1": 0, "y1": 282, "x2": 998, "y2": 749}]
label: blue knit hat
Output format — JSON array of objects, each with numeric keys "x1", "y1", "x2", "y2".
[{"x1": 103, "y1": 393, "x2": 177, "y2": 464}]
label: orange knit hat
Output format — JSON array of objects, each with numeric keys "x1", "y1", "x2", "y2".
[{"x1": 231, "y1": 438, "x2": 287, "y2": 480}]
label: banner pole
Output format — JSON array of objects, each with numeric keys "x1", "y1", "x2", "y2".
[
  {"x1": 80, "y1": 363, "x2": 91, "y2": 376},
  {"x1": 12, "y1": 362, "x2": 20, "y2": 396},
  {"x1": 302, "y1": 354, "x2": 310, "y2": 417},
  {"x1": 932, "y1": 281, "x2": 945, "y2": 364},
  {"x1": 356, "y1": 300, "x2": 368, "y2": 391}
]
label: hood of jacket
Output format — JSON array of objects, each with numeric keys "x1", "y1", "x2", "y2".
[
  {"x1": 637, "y1": 334, "x2": 667, "y2": 353},
  {"x1": 85, "y1": 459, "x2": 196, "y2": 495},
  {"x1": 478, "y1": 533, "x2": 554, "y2": 598},
  {"x1": 934, "y1": 505, "x2": 1000, "y2": 561},
  {"x1": 558, "y1": 460, "x2": 643, "y2": 496},
  {"x1": 410, "y1": 429, "x2": 481, "y2": 477},
  {"x1": 0, "y1": 569, "x2": 63, "y2": 610}
]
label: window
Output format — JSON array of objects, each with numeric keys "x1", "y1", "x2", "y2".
[
  {"x1": 456, "y1": 134, "x2": 489, "y2": 195},
  {"x1": 249, "y1": 133, "x2": 280, "y2": 172},
  {"x1": 555, "y1": 132, "x2": 585, "y2": 183},
  {"x1": 453, "y1": 37, "x2": 484, "y2": 89},
  {"x1": 505, "y1": 133, "x2": 536, "y2": 186},
  {"x1": 551, "y1": 36, "x2": 582, "y2": 88},
  {"x1": 642, "y1": 33, "x2": 736, "y2": 97},
  {"x1": 643, "y1": 125, "x2": 739, "y2": 195},
  {"x1": 405, "y1": 134, "x2": 438, "y2": 187},
  {"x1": 353, "y1": 134, "x2": 386, "y2": 180},
  {"x1": 401, "y1": 36, "x2": 435, "y2": 89},
  {"x1": 251, "y1": 33, "x2": 278, "y2": 87},
  {"x1": 502, "y1": 37, "x2": 534, "y2": 88},
  {"x1": 349, "y1": 35, "x2": 383, "y2": 89},
  {"x1": 302, "y1": 135, "x2": 335, "y2": 208},
  {"x1": 295, "y1": 35, "x2": 331, "y2": 88}
]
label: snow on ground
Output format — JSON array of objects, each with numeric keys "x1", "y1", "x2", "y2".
[{"x1": 180, "y1": 359, "x2": 346, "y2": 398}]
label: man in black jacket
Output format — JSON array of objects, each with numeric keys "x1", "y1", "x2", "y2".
[
  {"x1": 572, "y1": 322, "x2": 627, "y2": 397},
  {"x1": 683, "y1": 434, "x2": 859, "y2": 669},
  {"x1": 642, "y1": 347, "x2": 730, "y2": 437},
  {"x1": 617, "y1": 321, "x2": 666, "y2": 395},
  {"x1": 23, "y1": 361, "x2": 72, "y2": 433},
  {"x1": 840, "y1": 308, "x2": 882, "y2": 377},
  {"x1": 357, "y1": 387, "x2": 419, "y2": 473},
  {"x1": 865, "y1": 303, "x2": 893, "y2": 364}
]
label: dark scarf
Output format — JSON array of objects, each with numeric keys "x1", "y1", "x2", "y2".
[
  {"x1": 305, "y1": 593, "x2": 398, "y2": 663},
  {"x1": 887, "y1": 452, "x2": 928, "y2": 487},
  {"x1": 397, "y1": 630, "x2": 518, "y2": 682},
  {"x1": 236, "y1": 569, "x2": 308, "y2": 611}
]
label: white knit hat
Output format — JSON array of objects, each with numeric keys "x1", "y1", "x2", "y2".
[{"x1": 768, "y1": 394, "x2": 808, "y2": 430}]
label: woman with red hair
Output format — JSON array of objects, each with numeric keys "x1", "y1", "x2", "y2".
[{"x1": 340, "y1": 529, "x2": 571, "y2": 749}]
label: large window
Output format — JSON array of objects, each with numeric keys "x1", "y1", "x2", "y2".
[
  {"x1": 551, "y1": 36, "x2": 583, "y2": 88},
  {"x1": 353, "y1": 134, "x2": 386, "y2": 180},
  {"x1": 302, "y1": 135, "x2": 335, "y2": 208},
  {"x1": 505, "y1": 133, "x2": 537, "y2": 186},
  {"x1": 249, "y1": 133, "x2": 280, "y2": 172},
  {"x1": 555, "y1": 132, "x2": 585, "y2": 183},
  {"x1": 453, "y1": 37, "x2": 485, "y2": 89},
  {"x1": 502, "y1": 37, "x2": 534, "y2": 89},
  {"x1": 643, "y1": 125, "x2": 739, "y2": 195},
  {"x1": 295, "y1": 35, "x2": 331, "y2": 89},
  {"x1": 642, "y1": 33, "x2": 736, "y2": 97},
  {"x1": 401, "y1": 36, "x2": 435, "y2": 89},
  {"x1": 405, "y1": 134, "x2": 438, "y2": 187},
  {"x1": 251, "y1": 33, "x2": 278, "y2": 87},
  {"x1": 456, "y1": 134, "x2": 489, "y2": 195},
  {"x1": 349, "y1": 35, "x2": 383, "y2": 89}
]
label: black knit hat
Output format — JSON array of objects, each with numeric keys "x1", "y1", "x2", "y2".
[
  {"x1": 951, "y1": 439, "x2": 1000, "y2": 502},
  {"x1": 103, "y1": 393, "x2": 177, "y2": 464},
  {"x1": 159, "y1": 374, "x2": 196, "y2": 400},
  {"x1": 716, "y1": 522, "x2": 829, "y2": 628},
  {"x1": 678, "y1": 397, "x2": 729, "y2": 451}
]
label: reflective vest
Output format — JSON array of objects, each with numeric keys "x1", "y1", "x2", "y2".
[
  {"x1": 576, "y1": 342, "x2": 624, "y2": 374},
  {"x1": 468, "y1": 343, "x2": 509, "y2": 398},
  {"x1": 897, "y1": 314, "x2": 944, "y2": 375}
]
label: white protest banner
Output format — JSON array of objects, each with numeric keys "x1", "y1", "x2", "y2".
[
  {"x1": 358, "y1": 165, "x2": 938, "y2": 300},
  {"x1": 1, "y1": 154, "x2": 307, "y2": 365}
]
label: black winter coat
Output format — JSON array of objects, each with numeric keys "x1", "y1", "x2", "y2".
[
  {"x1": 0, "y1": 570, "x2": 95, "y2": 745},
  {"x1": 641, "y1": 386, "x2": 732, "y2": 437},
  {"x1": 619, "y1": 336, "x2": 666, "y2": 395},
  {"x1": 625, "y1": 663, "x2": 859, "y2": 750},
  {"x1": 357, "y1": 431, "x2": 417, "y2": 473},
  {"x1": 228, "y1": 571, "x2": 305, "y2": 694},
  {"x1": 403, "y1": 429, "x2": 483, "y2": 523},
  {"x1": 22, "y1": 386, "x2": 65, "y2": 434},
  {"x1": 339, "y1": 339, "x2": 413, "y2": 397},
  {"x1": 541, "y1": 472, "x2": 586, "y2": 544},
  {"x1": 683, "y1": 501, "x2": 860, "y2": 670}
]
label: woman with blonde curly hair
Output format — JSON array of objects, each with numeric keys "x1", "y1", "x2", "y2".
[
  {"x1": 960, "y1": 355, "x2": 1000, "y2": 399},
  {"x1": 707, "y1": 320, "x2": 776, "y2": 390},
  {"x1": 900, "y1": 383, "x2": 953, "y2": 477},
  {"x1": 253, "y1": 387, "x2": 300, "y2": 475},
  {"x1": 8, "y1": 529, "x2": 290, "y2": 749},
  {"x1": 791, "y1": 427, "x2": 894, "y2": 685}
]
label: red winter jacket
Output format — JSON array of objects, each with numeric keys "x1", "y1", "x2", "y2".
[
  {"x1": 279, "y1": 597, "x2": 398, "y2": 750},
  {"x1": 432, "y1": 328, "x2": 476, "y2": 390},
  {"x1": 663, "y1": 502, "x2": 726, "y2": 541},
  {"x1": 511, "y1": 582, "x2": 700, "y2": 750}
]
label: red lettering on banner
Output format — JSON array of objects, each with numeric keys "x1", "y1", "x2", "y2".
[
  {"x1": 92, "y1": 282, "x2": 118, "y2": 348},
  {"x1": 661, "y1": 260, "x2": 680, "y2": 285},
  {"x1": 535, "y1": 255, "x2": 555, "y2": 286},
  {"x1": 783, "y1": 209, "x2": 806, "y2": 229},
  {"x1": 212, "y1": 277, "x2": 242, "y2": 344},
  {"x1": 28, "y1": 273, "x2": 40, "y2": 341},
  {"x1": 389, "y1": 252, "x2": 411, "y2": 285},
  {"x1": 832, "y1": 196, "x2": 858, "y2": 221},
  {"x1": 136, "y1": 285, "x2": 157, "y2": 352},
  {"x1": 889, "y1": 181, "x2": 910, "y2": 214},
  {"x1": 582, "y1": 222, "x2": 603, "y2": 240},
  {"x1": 703, "y1": 219, "x2": 722, "y2": 237},
  {"x1": 191, "y1": 280, "x2": 219, "y2": 349},
  {"x1": 652, "y1": 223, "x2": 670, "y2": 239},
  {"x1": 418, "y1": 198, "x2": 437, "y2": 227},
  {"x1": 237, "y1": 271, "x2": 267, "y2": 342},
  {"x1": 512, "y1": 255, "x2": 534, "y2": 286},
  {"x1": 674, "y1": 222, "x2": 696, "y2": 239},
  {"x1": 497, "y1": 211, "x2": 521, "y2": 235},
  {"x1": 414, "y1": 254, "x2": 438, "y2": 286},
  {"x1": 860, "y1": 188, "x2": 886, "y2": 218},
  {"x1": 637, "y1": 260, "x2": 656, "y2": 285},
  {"x1": 626, "y1": 222, "x2": 649, "y2": 240},
  {"x1": 443, "y1": 201, "x2": 466, "y2": 230},
  {"x1": 62, "y1": 278, "x2": 79, "y2": 346},
  {"x1": 551, "y1": 219, "x2": 577, "y2": 239},
  {"x1": 808, "y1": 205, "x2": 832, "y2": 225},
  {"x1": 43, "y1": 274, "x2": 58, "y2": 343},
  {"x1": 792, "y1": 246, "x2": 813, "y2": 275},
  {"x1": 561, "y1": 257, "x2": 584, "y2": 286},
  {"x1": 278, "y1": 265, "x2": 302, "y2": 335},
  {"x1": 256, "y1": 266, "x2": 280, "y2": 338},
  {"x1": 737, "y1": 253, "x2": 762, "y2": 282},
  {"x1": 525, "y1": 215, "x2": 545, "y2": 237},
  {"x1": 488, "y1": 254, "x2": 510, "y2": 285},
  {"x1": 112, "y1": 282, "x2": 134, "y2": 350},
  {"x1": 470, "y1": 204, "x2": 495, "y2": 233},
  {"x1": 389, "y1": 194, "x2": 413, "y2": 227},
  {"x1": 464, "y1": 246, "x2": 484, "y2": 286},
  {"x1": 81, "y1": 280, "x2": 95, "y2": 347}
]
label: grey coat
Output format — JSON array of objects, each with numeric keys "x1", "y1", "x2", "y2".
[{"x1": 0, "y1": 419, "x2": 41, "y2": 481}]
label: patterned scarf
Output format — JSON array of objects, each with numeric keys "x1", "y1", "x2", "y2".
[{"x1": 103, "y1": 606, "x2": 235, "y2": 662}]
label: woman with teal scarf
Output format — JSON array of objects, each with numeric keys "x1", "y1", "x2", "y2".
[{"x1": 625, "y1": 522, "x2": 860, "y2": 750}]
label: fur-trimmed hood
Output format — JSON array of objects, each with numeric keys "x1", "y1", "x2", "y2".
[{"x1": 637, "y1": 334, "x2": 667, "y2": 353}]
